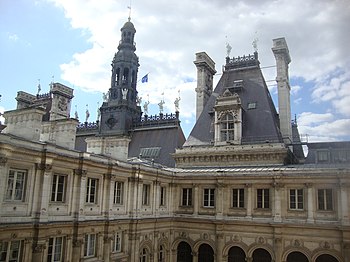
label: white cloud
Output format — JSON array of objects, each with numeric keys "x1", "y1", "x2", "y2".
[
  {"x1": 7, "y1": 33, "x2": 19, "y2": 42},
  {"x1": 48, "y1": 0, "x2": 350, "y2": 139}
]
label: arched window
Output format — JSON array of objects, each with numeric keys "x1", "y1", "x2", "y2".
[
  {"x1": 140, "y1": 248, "x2": 149, "y2": 262},
  {"x1": 159, "y1": 245, "x2": 165, "y2": 262},
  {"x1": 228, "y1": 246, "x2": 245, "y2": 262},
  {"x1": 220, "y1": 113, "x2": 234, "y2": 141},
  {"x1": 286, "y1": 251, "x2": 309, "y2": 262},
  {"x1": 116, "y1": 68, "x2": 120, "y2": 86},
  {"x1": 315, "y1": 254, "x2": 339, "y2": 262},
  {"x1": 122, "y1": 68, "x2": 129, "y2": 84},
  {"x1": 198, "y1": 244, "x2": 214, "y2": 262},
  {"x1": 177, "y1": 241, "x2": 192, "y2": 262},
  {"x1": 252, "y1": 248, "x2": 271, "y2": 262}
]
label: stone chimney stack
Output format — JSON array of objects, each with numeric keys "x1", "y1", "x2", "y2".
[
  {"x1": 194, "y1": 52, "x2": 216, "y2": 120},
  {"x1": 272, "y1": 38, "x2": 292, "y2": 144}
]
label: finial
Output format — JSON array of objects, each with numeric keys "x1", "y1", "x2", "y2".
[
  {"x1": 127, "y1": 1, "x2": 132, "y2": 21},
  {"x1": 225, "y1": 36, "x2": 232, "y2": 57},
  {"x1": 174, "y1": 90, "x2": 181, "y2": 112},
  {"x1": 97, "y1": 102, "x2": 100, "y2": 122},
  {"x1": 252, "y1": 31, "x2": 259, "y2": 52},
  {"x1": 50, "y1": 75, "x2": 54, "y2": 89},
  {"x1": 37, "y1": 79, "x2": 41, "y2": 95},
  {"x1": 74, "y1": 105, "x2": 79, "y2": 120},
  {"x1": 85, "y1": 104, "x2": 90, "y2": 123}
]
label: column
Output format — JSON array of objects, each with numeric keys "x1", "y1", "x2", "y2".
[
  {"x1": 216, "y1": 181, "x2": 224, "y2": 218},
  {"x1": 193, "y1": 251, "x2": 198, "y2": 262},
  {"x1": 339, "y1": 182, "x2": 349, "y2": 225},
  {"x1": 273, "y1": 182, "x2": 283, "y2": 222},
  {"x1": 306, "y1": 184, "x2": 314, "y2": 223},
  {"x1": 216, "y1": 233, "x2": 224, "y2": 262},
  {"x1": 245, "y1": 184, "x2": 252, "y2": 219},
  {"x1": 72, "y1": 238, "x2": 83, "y2": 261},
  {"x1": 39, "y1": 167, "x2": 52, "y2": 222},
  {"x1": 194, "y1": 185, "x2": 199, "y2": 215},
  {"x1": 65, "y1": 236, "x2": 73, "y2": 262}
]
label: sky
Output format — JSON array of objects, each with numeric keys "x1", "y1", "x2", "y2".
[{"x1": 0, "y1": 0, "x2": 349, "y2": 143}]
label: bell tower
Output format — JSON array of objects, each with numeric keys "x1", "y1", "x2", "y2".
[
  {"x1": 86, "y1": 19, "x2": 141, "y2": 161},
  {"x1": 99, "y1": 18, "x2": 141, "y2": 135}
]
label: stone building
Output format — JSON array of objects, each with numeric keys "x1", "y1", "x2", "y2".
[{"x1": 0, "y1": 19, "x2": 349, "y2": 262}]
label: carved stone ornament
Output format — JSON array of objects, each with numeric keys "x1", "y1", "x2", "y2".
[
  {"x1": 33, "y1": 244, "x2": 46, "y2": 253},
  {"x1": 106, "y1": 115, "x2": 117, "y2": 129},
  {"x1": 58, "y1": 97, "x2": 68, "y2": 112},
  {"x1": 36, "y1": 163, "x2": 52, "y2": 171},
  {"x1": 0, "y1": 155, "x2": 8, "y2": 166},
  {"x1": 258, "y1": 236, "x2": 265, "y2": 244}
]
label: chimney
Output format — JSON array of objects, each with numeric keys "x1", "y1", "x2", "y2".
[
  {"x1": 272, "y1": 38, "x2": 292, "y2": 144},
  {"x1": 194, "y1": 52, "x2": 216, "y2": 120}
]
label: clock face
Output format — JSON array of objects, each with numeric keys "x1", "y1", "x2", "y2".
[{"x1": 58, "y1": 97, "x2": 67, "y2": 112}]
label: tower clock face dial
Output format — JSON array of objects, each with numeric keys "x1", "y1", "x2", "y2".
[{"x1": 58, "y1": 97, "x2": 68, "y2": 112}]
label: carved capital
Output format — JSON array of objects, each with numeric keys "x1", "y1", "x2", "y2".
[
  {"x1": 32, "y1": 244, "x2": 46, "y2": 253},
  {"x1": 0, "y1": 155, "x2": 8, "y2": 166},
  {"x1": 73, "y1": 239, "x2": 83, "y2": 247},
  {"x1": 36, "y1": 163, "x2": 52, "y2": 171},
  {"x1": 74, "y1": 169, "x2": 87, "y2": 177}
]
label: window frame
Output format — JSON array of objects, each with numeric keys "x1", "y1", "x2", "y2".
[
  {"x1": 182, "y1": 188, "x2": 192, "y2": 207},
  {"x1": 51, "y1": 174, "x2": 66, "y2": 203},
  {"x1": 317, "y1": 188, "x2": 333, "y2": 211},
  {"x1": 112, "y1": 232, "x2": 122, "y2": 253},
  {"x1": 160, "y1": 186, "x2": 166, "y2": 206},
  {"x1": 47, "y1": 236, "x2": 65, "y2": 262},
  {"x1": 203, "y1": 188, "x2": 215, "y2": 208},
  {"x1": 142, "y1": 184, "x2": 150, "y2": 206},
  {"x1": 113, "y1": 181, "x2": 124, "y2": 205},
  {"x1": 5, "y1": 169, "x2": 27, "y2": 201},
  {"x1": 84, "y1": 234, "x2": 96, "y2": 258},
  {"x1": 219, "y1": 113, "x2": 235, "y2": 142},
  {"x1": 289, "y1": 188, "x2": 304, "y2": 210},
  {"x1": 86, "y1": 178, "x2": 98, "y2": 204},
  {"x1": 232, "y1": 188, "x2": 245, "y2": 208},
  {"x1": 257, "y1": 188, "x2": 270, "y2": 209},
  {"x1": 0, "y1": 240, "x2": 22, "y2": 262}
]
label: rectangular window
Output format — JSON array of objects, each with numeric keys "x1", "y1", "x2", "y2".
[
  {"x1": 160, "y1": 187, "x2": 166, "y2": 206},
  {"x1": 289, "y1": 189, "x2": 304, "y2": 210},
  {"x1": 84, "y1": 234, "x2": 96, "y2": 257},
  {"x1": 257, "y1": 189, "x2": 269, "y2": 209},
  {"x1": 203, "y1": 188, "x2": 215, "y2": 207},
  {"x1": 142, "y1": 184, "x2": 150, "y2": 205},
  {"x1": 113, "y1": 181, "x2": 124, "y2": 205},
  {"x1": 232, "y1": 188, "x2": 244, "y2": 208},
  {"x1": 5, "y1": 169, "x2": 27, "y2": 201},
  {"x1": 317, "y1": 151, "x2": 329, "y2": 162},
  {"x1": 51, "y1": 174, "x2": 66, "y2": 202},
  {"x1": 112, "y1": 232, "x2": 121, "y2": 252},
  {"x1": 86, "y1": 178, "x2": 98, "y2": 204},
  {"x1": 47, "y1": 236, "x2": 64, "y2": 262},
  {"x1": 182, "y1": 188, "x2": 192, "y2": 206},
  {"x1": 0, "y1": 240, "x2": 22, "y2": 262},
  {"x1": 318, "y1": 189, "x2": 333, "y2": 211}
]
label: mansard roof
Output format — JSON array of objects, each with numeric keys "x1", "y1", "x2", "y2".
[{"x1": 185, "y1": 54, "x2": 282, "y2": 147}]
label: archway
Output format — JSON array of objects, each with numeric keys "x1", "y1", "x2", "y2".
[
  {"x1": 287, "y1": 251, "x2": 309, "y2": 262},
  {"x1": 177, "y1": 241, "x2": 192, "y2": 262},
  {"x1": 198, "y1": 243, "x2": 214, "y2": 262},
  {"x1": 316, "y1": 254, "x2": 339, "y2": 262},
  {"x1": 252, "y1": 248, "x2": 272, "y2": 262},
  {"x1": 228, "y1": 246, "x2": 245, "y2": 262}
]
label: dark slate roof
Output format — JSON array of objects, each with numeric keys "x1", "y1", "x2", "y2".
[
  {"x1": 305, "y1": 141, "x2": 350, "y2": 165},
  {"x1": 185, "y1": 56, "x2": 282, "y2": 147},
  {"x1": 128, "y1": 124, "x2": 186, "y2": 168}
]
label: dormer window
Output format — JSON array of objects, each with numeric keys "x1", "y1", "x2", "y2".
[
  {"x1": 220, "y1": 112, "x2": 235, "y2": 141},
  {"x1": 214, "y1": 89, "x2": 242, "y2": 146}
]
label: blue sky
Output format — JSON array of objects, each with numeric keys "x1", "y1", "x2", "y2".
[{"x1": 1, "y1": 0, "x2": 349, "y2": 142}]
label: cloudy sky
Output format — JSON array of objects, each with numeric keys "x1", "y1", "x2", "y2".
[{"x1": 1, "y1": 0, "x2": 349, "y2": 143}]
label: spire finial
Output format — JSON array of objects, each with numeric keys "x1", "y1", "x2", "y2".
[{"x1": 127, "y1": 1, "x2": 132, "y2": 21}]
